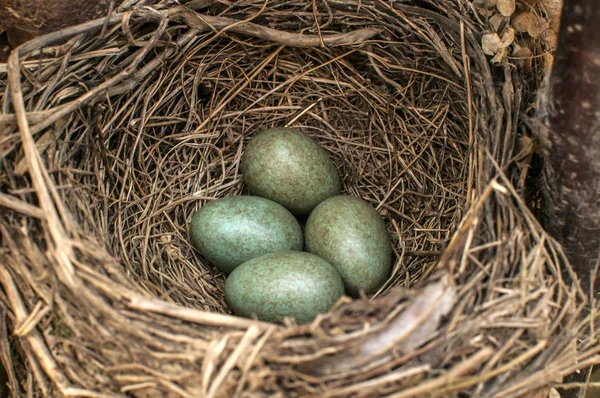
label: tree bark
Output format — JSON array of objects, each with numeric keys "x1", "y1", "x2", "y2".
[
  {"x1": 539, "y1": 2, "x2": 600, "y2": 397},
  {"x1": 540, "y1": 0, "x2": 600, "y2": 298}
]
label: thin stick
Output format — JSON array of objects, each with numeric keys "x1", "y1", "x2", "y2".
[{"x1": 0, "y1": 193, "x2": 46, "y2": 219}]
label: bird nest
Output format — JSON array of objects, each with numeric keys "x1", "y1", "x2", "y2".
[{"x1": 0, "y1": 0, "x2": 598, "y2": 397}]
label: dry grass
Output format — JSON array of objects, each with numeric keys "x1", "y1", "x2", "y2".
[{"x1": 0, "y1": 0, "x2": 598, "y2": 397}]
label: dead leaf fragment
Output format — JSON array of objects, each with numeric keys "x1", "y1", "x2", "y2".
[
  {"x1": 497, "y1": 0, "x2": 516, "y2": 17},
  {"x1": 473, "y1": 0, "x2": 498, "y2": 13},
  {"x1": 501, "y1": 26, "x2": 516, "y2": 46},
  {"x1": 540, "y1": 0, "x2": 563, "y2": 32},
  {"x1": 512, "y1": 11, "x2": 543, "y2": 38},
  {"x1": 513, "y1": 45, "x2": 533, "y2": 59},
  {"x1": 543, "y1": 52, "x2": 554, "y2": 70},
  {"x1": 513, "y1": 45, "x2": 533, "y2": 72},
  {"x1": 482, "y1": 27, "x2": 515, "y2": 63},
  {"x1": 543, "y1": 29, "x2": 558, "y2": 51},
  {"x1": 511, "y1": 12, "x2": 531, "y2": 34},
  {"x1": 482, "y1": 33, "x2": 503, "y2": 56},
  {"x1": 489, "y1": 12, "x2": 504, "y2": 32},
  {"x1": 491, "y1": 47, "x2": 509, "y2": 64}
]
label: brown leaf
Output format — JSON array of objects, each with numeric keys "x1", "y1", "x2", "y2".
[
  {"x1": 491, "y1": 47, "x2": 509, "y2": 64},
  {"x1": 513, "y1": 45, "x2": 534, "y2": 72},
  {"x1": 473, "y1": 0, "x2": 498, "y2": 13},
  {"x1": 482, "y1": 27, "x2": 515, "y2": 63},
  {"x1": 511, "y1": 12, "x2": 533, "y2": 33},
  {"x1": 543, "y1": 29, "x2": 558, "y2": 51},
  {"x1": 540, "y1": 0, "x2": 563, "y2": 32},
  {"x1": 500, "y1": 26, "x2": 516, "y2": 47},
  {"x1": 544, "y1": 52, "x2": 554, "y2": 71},
  {"x1": 497, "y1": 0, "x2": 516, "y2": 17},
  {"x1": 513, "y1": 46, "x2": 533, "y2": 60},
  {"x1": 482, "y1": 33, "x2": 503, "y2": 56},
  {"x1": 512, "y1": 11, "x2": 544, "y2": 38},
  {"x1": 489, "y1": 12, "x2": 505, "y2": 32}
]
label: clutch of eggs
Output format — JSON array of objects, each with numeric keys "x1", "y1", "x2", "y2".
[{"x1": 188, "y1": 127, "x2": 391, "y2": 324}]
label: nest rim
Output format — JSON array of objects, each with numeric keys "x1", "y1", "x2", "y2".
[{"x1": 0, "y1": 1, "x2": 597, "y2": 397}]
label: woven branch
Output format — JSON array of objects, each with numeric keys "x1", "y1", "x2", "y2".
[{"x1": 0, "y1": 0, "x2": 598, "y2": 397}]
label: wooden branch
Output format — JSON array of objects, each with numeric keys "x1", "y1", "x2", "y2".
[{"x1": 167, "y1": 8, "x2": 382, "y2": 48}]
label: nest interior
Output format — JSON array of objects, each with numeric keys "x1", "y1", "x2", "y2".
[{"x1": 0, "y1": 1, "x2": 598, "y2": 397}]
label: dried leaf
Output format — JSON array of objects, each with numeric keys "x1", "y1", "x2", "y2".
[
  {"x1": 497, "y1": 0, "x2": 516, "y2": 17},
  {"x1": 513, "y1": 45, "x2": 533, "y2": 72},
  {"x1": 489, "y1": 12, "x2": 505, "y2": 32},
  {"x1": 491, "y1": 47, "x2": 509, "y2": 64},
  {"x1": 540, "y1": 0, "x2": 563, "y2": 32},
  {"x1": 500, "y1": 26, "x2": 516, "y2": 47},
  {"x1": 543, "y1": 29, "x2": 558, "y2": 51},
  {"x1": 473, "y1": 0, "x2": 497, "y2": 14},
  {"x1": 512, "y1": 11, "x2": 544, "y2": 38},
  {"x1": 544, "y1": 52, "x2": 554, "y2": 70},
  {"x1": 482, "y1": 27, "x2": 515, "y2": 61},
  {"x1": 482, "y1": 33, "x2": 503, "y2": 56},
  {"x1": 513, "y1": 45, "x2": 533, "y2": 59}
]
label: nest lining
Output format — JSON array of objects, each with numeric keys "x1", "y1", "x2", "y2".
[{"x1": 0, "y1": 0, "x2": 598, "y2": 397}]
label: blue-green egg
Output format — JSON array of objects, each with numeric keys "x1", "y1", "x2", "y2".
[
  {"x1": 305, "y1": 195, "x2": 392, "y2": 296},
  {"x1": 241, "y1": 127, "x2": 341, "y2": 216},
  {"x1": 225, "y1": 251, "x2": 344, "y2": 324},
  {"x1": 189, "y1": 196, "x2": 303, "y2": 273}
]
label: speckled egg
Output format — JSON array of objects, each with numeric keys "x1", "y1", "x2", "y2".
[
  {"x1": 241, "y1": 127, "x2": 341, "y2": 216},
  {"x1": 305, "y1": 195, "x2": 392, "y2": 296},
  {"x1": 225, "y1": 251, "x2": 344, "y2": 324},
  {"x1": 189, "y1": 196, "x2": 303, "y2": 274}
]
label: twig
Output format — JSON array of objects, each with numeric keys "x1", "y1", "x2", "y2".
[{"x1": 0, "y1": 193, "x2": 45, "y2": 219}]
